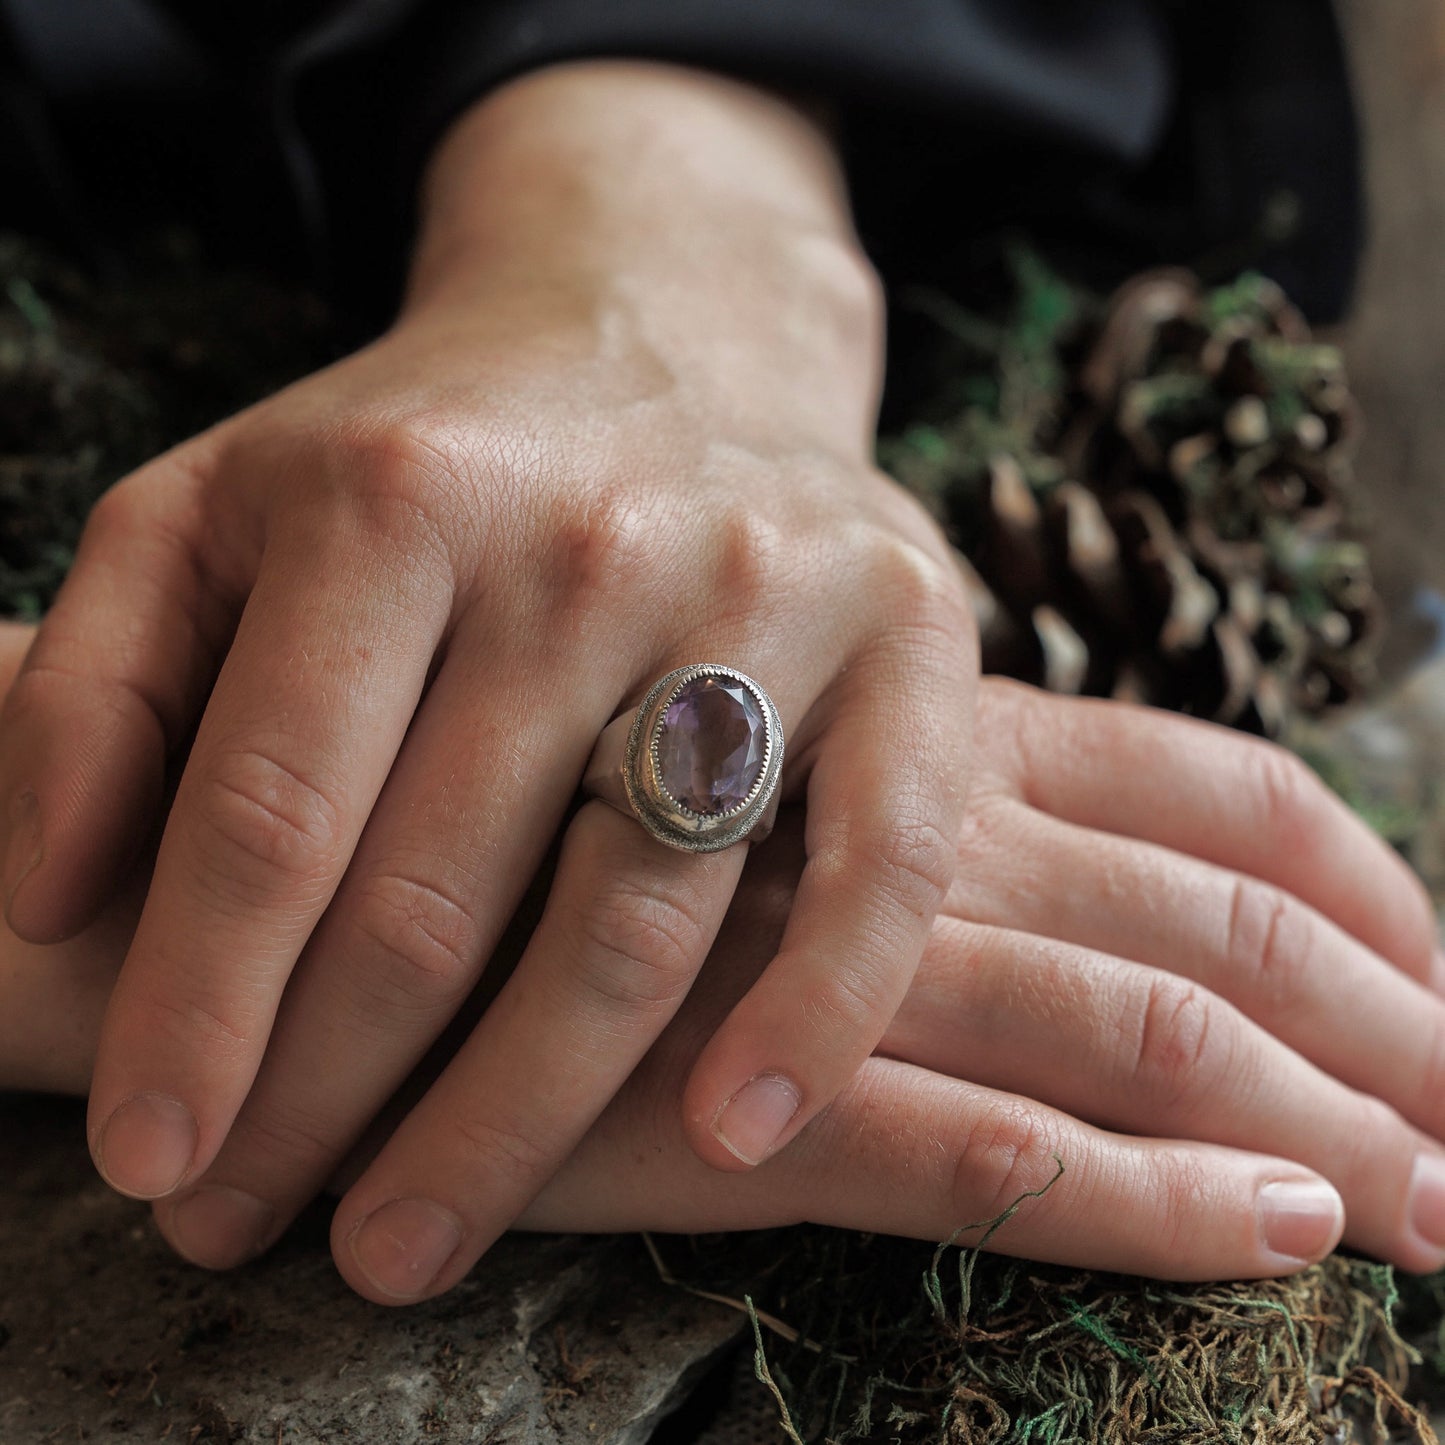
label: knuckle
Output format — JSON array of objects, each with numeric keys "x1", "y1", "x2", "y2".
[
  {"x1": 1343, "y1": 1095, "x2": 1412, "y2": 1183},
  {"x1": 569, "y1": 877, "x2": 709, "y2": 1016},
  {"x1": 194, "y1": 747, "x2": 346, "y2": 903},
  {"x1": 131, "y1": 987, "x2": 252, "y2": 1065},
  {"x1": 308, "y1": 415, "x2": 477, "y2": 572},
  {"x1": 800, "y1": 952, "x2": 896, "y2": 1042},
  {"x1": 1358, "y1": 1094, "x2": 1408, "y2": 1143},
  {"x1": 553, "y1": 489, "x2": 654, "y2": 601},
  {"x1": 85, "y1": 478, "x2": 150, "y2": 541},
  {"x1": 944, "y1": 791, "x2": 1007, "y2": 883},
  {"x1": 783, "y1": 230, "x2": 885, "y2": 341},
  {"x1": 1144, "y1": 1151, "x2": 1212, "y2": 1268},
  {"x1": 1225, "y1": 876, "x2": 1308, "y2": 1002},
  {"x1": 1418, "y1": 1017, "x2": 1445, "y2": 1108},
  {"x1": 2, "y1": 660, "x2": 79, "y2": 731},
  {"x1": 446, "y1": 1112, "x2": 552, "y2": 1185},
  {"x1": 228, "y1": 1096, "x2": 337, "y2": 1172},
  {"x1": 952, "y1": 1101, "x2": 1058, "y2": 1225},
  {"x1": 1400, "y1": 874, "x2": 1441, "y2": 970},
  {"x1": 1241, "y1": 731, "x2": 1441, "y2": 975},
  {"x1": 1249, "y1": 745, "x2": 1323, "y2": 853},
  {"x1": 332, "y1": 414, "x2": 462, "y2": 507},
  {"x1": 985, "y1": 675, "x2": 1043, "y2": 714},
  {"x1": 871, "y1": 535, "x2": 973, "y2": 645},
  {"x1": 861, "y1": 815, "x2": 959, "y2": 926},
  {"x1": 709, "y1": 505, "x2": 791, "y2": 611},
  {"x1": 1130, "y1": 977, "x2": 1224, "y2": 1113},
  {"x1": 348, "y1": 869, "x2": 482, "y2": 1014}
]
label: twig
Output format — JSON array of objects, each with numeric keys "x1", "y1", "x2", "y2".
[{"x1": 639, "y1": 1233, "x2": 855, "y2": 1362}]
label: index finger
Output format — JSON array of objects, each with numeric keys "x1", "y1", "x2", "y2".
[
  {"x1": 86, "y1": 512, "x2": 452, "y2": 1199},
  {"x1": 0, "y1": 444, "x2": 230, "y2": 943}
]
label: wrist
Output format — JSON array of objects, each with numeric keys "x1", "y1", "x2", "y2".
[
  {"x1": 402, "y1": 61, "x2": 884, "y2": 445},
  {"x1": 410, "y1": 60, "x2": 860, "y2": 293}
]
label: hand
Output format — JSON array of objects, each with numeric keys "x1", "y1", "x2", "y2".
[
  {"x1": 7, "y1": 667, "x2": 1442, "y2": 1281},
  {"x1": 0, "y1": 64, "x2": 974, "y2": 1278},
  {"x1": 393, "y1": 680, "x2": 1445, "y2": 1280},
  {"x1": 348, "y1": 681, "x2": 1445, "y2": 1281}
]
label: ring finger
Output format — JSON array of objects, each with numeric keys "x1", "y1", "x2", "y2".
[{"x1": 316, "y1": 628, "x2": 838, "y2": 1301}]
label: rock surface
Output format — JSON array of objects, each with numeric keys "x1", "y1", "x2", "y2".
[{"x1": 0, "y1": 1097, "x2": 743, "y2": 1444}]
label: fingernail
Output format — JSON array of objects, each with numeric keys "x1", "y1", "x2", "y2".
[
  {"x1": 3, "y1": 789, "x2": 41, "y2": 915},
  {"x1": 1257, "y1": 1179, "x2": 1344, "y2": 1265},
  {"x1": 349, "y1": 1198, "x2": 463, "y2": 1300},
  {"x1": 95, "y1": 1093, "x2": 197, "y2": 1199},
  {"x1": 1407, "y1": 1154, "x2": 1445, "y2": 1266},
  {"x1": 166, "y1": 1186, "x2": 275, "y2": 1269},
  {"x1": 711, "y1": 1073, "x2": 801, "y2": 1166}
]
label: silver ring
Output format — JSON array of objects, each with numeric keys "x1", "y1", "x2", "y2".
[{"x1": 582, "y1": 663, "x2": 784, "y2": 853}]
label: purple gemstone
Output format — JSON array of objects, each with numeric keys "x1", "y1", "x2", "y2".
[{"x1": 654, "y1": 675, "x2": 767, "y2": 815}]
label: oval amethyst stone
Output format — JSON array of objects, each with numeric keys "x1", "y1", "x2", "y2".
[{"x1": 654, "y1": 674, "x2": 767, "y2": 815}]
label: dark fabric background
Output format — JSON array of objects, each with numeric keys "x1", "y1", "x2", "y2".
[{"x1": 0, "y1": 0, "x2": 1360, "y2": 326}]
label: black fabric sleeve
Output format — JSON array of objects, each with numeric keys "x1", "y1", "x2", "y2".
[
  {"x1": 283, "y1": 0, "x2": 1167, "y2": 308},
  {"x1": 280, "y1": 0, "x2": 1358, "y2": 321},
  {"x1": 373, "y1": 0, "x2": 1172, "y2": 166},
  {"x1": 0, "y1": 0, "x2": 1362, "y2": 323}
]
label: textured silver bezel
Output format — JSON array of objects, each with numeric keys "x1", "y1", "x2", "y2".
[{"x1": 622, "y1": 663, "x2": 783, "y2": 853}]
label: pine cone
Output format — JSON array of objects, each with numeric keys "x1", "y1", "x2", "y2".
[{"x1": 886, "y1": 263, "x2": 1378, "y2": 737}]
